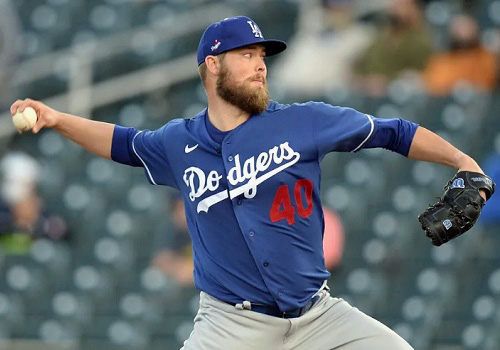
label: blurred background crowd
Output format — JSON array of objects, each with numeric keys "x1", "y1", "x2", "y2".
[{"x1": 0, "y1": 0, "x2": 500, "y2": 349}]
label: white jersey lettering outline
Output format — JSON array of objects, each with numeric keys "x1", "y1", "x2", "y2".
[{"x1": 182, "y1": 142, "x2": 301, "y2": 213}]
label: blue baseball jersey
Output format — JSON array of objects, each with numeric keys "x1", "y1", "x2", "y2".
[{"x1": 111, "y1": 101, "x2": 418, "y2": 311}]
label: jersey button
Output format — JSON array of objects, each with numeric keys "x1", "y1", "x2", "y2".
[
  {"x1": 263, "y1": 261, "x2": 269, "y2": 267},
  {"x1": 216, "y1": 148, "x2": 221, "y2": 155},
  {"x1": 228, "y1": 156, "x2": 233, "y2": 161},
  {"x1": 249, "y1": 230, "x2": 255, "y2": 237}
]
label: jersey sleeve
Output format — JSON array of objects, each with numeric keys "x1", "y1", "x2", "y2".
[
  {"x1": 111, "y1": 124, "x2": 177, "y2": 188},
  {"x1": 309, "y1": 102, "x2": 419, "y2": 159}
]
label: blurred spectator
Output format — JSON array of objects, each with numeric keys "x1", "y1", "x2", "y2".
[
  {"x1": 152, "y1": 195, "x2": 194, "y2": 286},
  {"x1": 272, "y1": 0, "x2": 377, "y2": 98},
  {"x1": 0, "y1": 0, "x2": 21, "y2": 109},
  {"x1": 322, "y1": 206, "x2": 345, "y2": 271},
  {"x1": 423, "y1": 14, "x2": 498, "y2": 96},
  {"x1": 0, "y1": 152, "x2": 68, "y2": 254},
  {"x1": 354, "y1": 0, "x2": 432, "y2": 96}
]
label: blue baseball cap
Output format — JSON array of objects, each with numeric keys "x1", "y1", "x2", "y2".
[{"x1": 197, "y1": 16, "x2": 287, "y2": 66}]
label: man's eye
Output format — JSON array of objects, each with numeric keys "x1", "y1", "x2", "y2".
[{"x1": 244, "y1": 53, "x2": 251, "y2": 58}]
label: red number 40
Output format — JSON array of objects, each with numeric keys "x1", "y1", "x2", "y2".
[{"x1": 269, "y1": 179, "x2": 313, "y2": 225}]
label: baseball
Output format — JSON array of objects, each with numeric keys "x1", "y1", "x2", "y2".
[{"x1": 12, "y1": 107, "x2": 38, "y2": 132}]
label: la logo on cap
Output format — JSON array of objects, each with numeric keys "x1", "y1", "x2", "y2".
[{"x1": 247, "y1": 21, "x2": 263, "y2": 38}]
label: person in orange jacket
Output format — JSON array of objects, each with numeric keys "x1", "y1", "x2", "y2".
[{"x1": 423, "y1": 14, "x2": 498, "y2": 95}]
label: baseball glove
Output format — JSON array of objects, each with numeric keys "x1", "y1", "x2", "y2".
[{"x1": 418, "y1": 171, "x2": 495, "y2": 246}]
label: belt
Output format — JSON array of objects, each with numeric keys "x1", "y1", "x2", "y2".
[
  {"x1": 244, "y1": 295, "x2": 320, "y2": 319},
  {"x1": 231, "y1": 281, "x2": 329, "y2": 319}
]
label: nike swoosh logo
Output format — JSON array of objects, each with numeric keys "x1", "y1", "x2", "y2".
[{"x1": 185, "y1": 144, "x2": 199, "y2": 153}]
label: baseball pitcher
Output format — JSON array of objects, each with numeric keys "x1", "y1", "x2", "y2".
[{"x1": 11, "y1": 16, "x2": 494, "y2": 350}]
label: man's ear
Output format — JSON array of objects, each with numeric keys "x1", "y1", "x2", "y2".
[{"x1": 206, "y1": 56, "x2": 220, "y2": 76}]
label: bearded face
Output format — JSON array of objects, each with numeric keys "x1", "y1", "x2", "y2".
[{"x1": 216, "y1": 59, "x2": 270, "y2": 116}]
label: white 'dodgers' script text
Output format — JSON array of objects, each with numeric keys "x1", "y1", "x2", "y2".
[{"x1": 182, "y1": 142, "x2": 301, "y2": 213}]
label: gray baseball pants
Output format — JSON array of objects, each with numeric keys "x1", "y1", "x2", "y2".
[{"x1": 180, "y1": 287, "x2": 414, "y2": 350}]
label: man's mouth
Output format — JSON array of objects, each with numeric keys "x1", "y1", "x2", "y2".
[{"x1": 251, "y1": 76, "x2": 265, "y2": 84}]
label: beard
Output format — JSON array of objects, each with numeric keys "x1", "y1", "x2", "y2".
[{"x1": 216, "y1": 63, "x2": 270, "y2": 116}]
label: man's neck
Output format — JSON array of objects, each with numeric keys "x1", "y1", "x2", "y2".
[{"x1": 206, "y1": 95, "x2": 250, "y2": 132}]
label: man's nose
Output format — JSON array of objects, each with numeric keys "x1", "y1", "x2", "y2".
[{"x1": 256, "y1": 57, "x2": 266, "y2": 73}]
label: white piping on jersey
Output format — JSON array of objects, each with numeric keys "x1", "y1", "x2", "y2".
[
  {"x1": 197, "y1": 151, "x2": 301, "y2": 213},
  {"x1": 351, "y1": 114, "x2": 374, "y2": 153},
  {"x1": 132, "y1": 131, "x2": 158, "y2": 185}
]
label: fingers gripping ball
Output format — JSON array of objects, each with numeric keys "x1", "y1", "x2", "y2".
[
  {"x1": 418, "y1": 171, "x2": 495, "y2": 246},
  {"x1": 12, "y1": 107, "x2": 38, "y2": 133}
]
